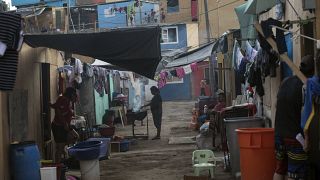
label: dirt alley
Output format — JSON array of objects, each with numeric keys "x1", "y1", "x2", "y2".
[{"x1": 99, "y1": 101, "x2": 234, "y2": 180}]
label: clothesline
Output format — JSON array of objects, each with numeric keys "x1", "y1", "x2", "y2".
[{"x1": 270, "y1": 25, "x2": 318, "y2": 42}]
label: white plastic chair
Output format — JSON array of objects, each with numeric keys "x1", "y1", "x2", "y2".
[{"x1": 192, "y1": 150, "x2": 216, "y2": 179}]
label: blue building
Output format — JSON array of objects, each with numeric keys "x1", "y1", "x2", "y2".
[
  {"x1": 158, "y1": 23, "x2": 199, "y2": 101},
  {"x1": 12, "y1": 0, "x2": 76, "y2": 7},
  {"x1": 97, "y1": 0, "x2": 160, "y2": 29}
]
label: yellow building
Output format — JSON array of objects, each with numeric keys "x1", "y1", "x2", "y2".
[{"x1": 160, "y1": 0, "x2": 242, "y2": 44}]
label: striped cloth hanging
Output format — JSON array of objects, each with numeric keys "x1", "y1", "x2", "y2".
[
  {"x1": 0, "y1": 12, "x2": 22, "y2": 50},
  {"x1": 0, "y1": 49, "x2": 18, "y2": 91}
]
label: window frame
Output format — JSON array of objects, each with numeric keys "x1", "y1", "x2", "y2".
[
  {"x1": 161, "y1": 26, "x2": 179, "y2": 44},
  {"x1": 167, "y1": 0, "x2": 180, "y2": 13},
  {"x1": 166, "y1": 76, "x2": 184, "y2": 84}
]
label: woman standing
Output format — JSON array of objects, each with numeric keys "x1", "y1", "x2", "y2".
[
  {"x1": 143, "y1": 86, "x2": 162, "y2": 140},
  {"x1": 50, "y1": 87, "x2": 78, "y2": 162},
  {"x1": 200, "y1": 80, "x2": 207, "y2": 96}
]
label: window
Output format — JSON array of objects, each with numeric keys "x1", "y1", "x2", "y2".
[
  {"x1": 161, "y1": 27, "x2": 178, "y2": 44},
  {"x1": 167, "y1": 0, "x2": 179, "y2": 13},
  {"x1": 167, "y1": 76, "x2": 183, "y2": 84}
]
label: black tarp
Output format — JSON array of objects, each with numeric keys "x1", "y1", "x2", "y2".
[{"x1": 24, "y1": 26, "x2": 161, "y2": 79}]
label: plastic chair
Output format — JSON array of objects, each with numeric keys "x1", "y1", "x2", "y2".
[{"x1": 192, "y1": 150, "x2": 216, "y2": 179}]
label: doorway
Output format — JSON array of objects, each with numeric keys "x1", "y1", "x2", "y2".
[{"x1": 41, "y1": 63, "x2": 52, "y2": 159}]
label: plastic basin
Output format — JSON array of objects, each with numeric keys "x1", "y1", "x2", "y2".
[{"x1": 68, "y1": 141, "x2": 102, "y2": 161}]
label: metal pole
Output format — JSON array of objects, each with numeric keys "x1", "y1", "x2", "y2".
[
  {"x1": 204, "y1": 0, "x2": 215, "y2": 97},
  {"x1": 204, "y1": 0, "x2": 210, "y2": 43},
  {"x1": 139, "y1": 0, "x2": 142, "y2": 25}
]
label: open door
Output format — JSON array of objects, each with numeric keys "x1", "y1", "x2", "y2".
[{"x1": 41, "y1": 63, "x2": 52, "y2": 160}]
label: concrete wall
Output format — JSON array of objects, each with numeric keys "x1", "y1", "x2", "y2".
[
  {"x1": 186, "y1": 23, "x2": 199, "y2": 49},
  {"x1": 191, "y1": 61, "x2": 211, "y2": 98},
  {"x1": 160, "y1": 74, "x2": 192, "y2": 101},
  {"x1": 198, "y1": 0, "x2": 242, "y2": 44},
  {"x1": 159, "y1": 0, "x2": 193, "y2": 23},
  {"x1": 0, "y1": 44, "x2": 64, "y2": 179}
]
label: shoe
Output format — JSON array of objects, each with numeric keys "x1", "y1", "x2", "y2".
[{"x1": 151, "y1": 136, "x2": 160, "y2": 140}]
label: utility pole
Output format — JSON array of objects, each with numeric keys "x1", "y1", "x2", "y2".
[
  {"x1": 204, "y1": 0, "x2": 210, "y2": 43},
  {"x1": 139, "y1": 0, "x2": 142, "y2": 25},
  {"x1": 316, "y1": 0, "x2": 320, "y2": 76},
  {"x1": 203, "y1": 0, "x2": 215, "y2": 97}
]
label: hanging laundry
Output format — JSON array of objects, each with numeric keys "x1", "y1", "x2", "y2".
[
  {"x1": 236, "y1": 47, "x2": 244, "y2": 69},
  {"x1": 0, "y1": 12, "x2": 22, "y2": 53},
  {"x1": 275, "y1": 0, "x2": 284, "y2": 20},
  {"x1": 158, "y1": 78, "x2": 166, "y2": 89},
  {"x1": 247, "y1": 61, "x2": 265, "y2": 97},
  {"x1": 167, "y1": 71, "x2": 173, "y2": 79},
  {"x1": 176, "y1": 67, "x2": 185, "y2": 79},
  {"x1": 190, "y1": 62, "x2": 198, "y2": 72},
  {"x1": 158, "y1": 71, "x2": 167, "y2": 89},
  {"x1": 232, "y1": 39, "x2": 240, "y2": 69},
  {"x1": 160, "y1": 71, "x2": 167, "y2": 79},
  {"x1": 183, "y1": 65, "x2": 192, "y2": 74},
  {"x1": 83, "y1": 63, "x2": 94, "y2": 78},
  {"x1": 104, "y1": 69, "x2": 109, "y2": 95},
  {"x1": 245, "y1": 41, "x2": 258, "y2": 62},
  {"x1": 0, "y1": 49, "x2": 18, "y2": 90},
  {"x1": 255, "y1": 39, "x2": 261, "y2": 51},
  {"x1": 170, "y1": 69, "x2": 178, "y2": 77},
  {"x1": 261, "y1": 18, "x2": 287, "y2": 54},
  {"x1": 74, "y1": 58, "x2": 83, "y2": 75},
  {"x1": 93, "y1": 67, "x2": 105, "y2": 96},
  {"x1": 238, "y1": 58, "x2": 249, "y2": 84}
]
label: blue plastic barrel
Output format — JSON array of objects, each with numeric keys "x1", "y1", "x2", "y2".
[{"x1": 10, "y1": 141, "x2": 41, "y2": 180}]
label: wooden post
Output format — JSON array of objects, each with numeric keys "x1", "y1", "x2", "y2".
[
  {"x1": 254, "y1": 23, "x2": 307, "y2": 84},
  {"x1": 315, "y1": 0, "x2": 320, "y2": 76}
]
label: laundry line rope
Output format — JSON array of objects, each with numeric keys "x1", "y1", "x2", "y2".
[{"x1": 270, "y1": 25, "x2": 320, "y2": 49}]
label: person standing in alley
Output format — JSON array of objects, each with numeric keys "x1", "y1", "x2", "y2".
[
  {"x1": 143, "y1": 86, "x2": 162, "y2": 140},
  {"x1": 273, "y1": 55, "x2": 314, "y2": 180},
  {"x1": 200, "y1": 80, "x2": 207, "y2": 96},
  {"x1": 50, "y1": 87, "x2": 78, "y2": 163}
]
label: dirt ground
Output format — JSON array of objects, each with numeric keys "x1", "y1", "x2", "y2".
[{"x1": 69, "y1": 101, "x2": 234, "y2": 180}]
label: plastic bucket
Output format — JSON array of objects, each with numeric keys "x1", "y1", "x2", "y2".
[
  {"x1": 224, "y1": 117, "x2": 264, "y2": 177},
  {"x1": 236, "y1": 128, "x2": 276, "y2": 180},
  {"x1": 68, "y1": 141, "x2": 102, "y2": 161},
  {"x1": 87, "y1": 138, "x2": 111, "y2": 159},
  {"x1": 40, "y1": 167, "x2": 57, "y2": 180},
  {"x1": 80, "y1": 159, "x2": 100, "y2": 180},
  {"x1": 10, "y1": 141, "x2": 41, "y2": 180},
  {"x1": 41, "y1": 162, "x2": 65, "y2": 180}
]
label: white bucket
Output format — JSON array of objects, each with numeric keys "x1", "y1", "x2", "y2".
[
  {"x1": 40, "y1": 167, "x2": 57, "y2": 180},
  {"x1": 80, "y1": 160, "x2": 100, "y2": 180}
]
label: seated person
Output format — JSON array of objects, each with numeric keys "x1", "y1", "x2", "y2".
[
  {"x1": 212, "y1": 91, "x2": 226, "y2": 112},
  {"x1": 197, "y1": 105, "x2": 209, "y2": 124}
]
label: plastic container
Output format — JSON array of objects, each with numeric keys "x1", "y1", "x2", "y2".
[
  {"x1": 87, "y1": 138, "x2": 111, "y2": 159},
  {"x1": 10, "y1": 141, "x2": 41, "y2": 180},
  {"x1": 40, "y1": 167, "x2": 57, "y2": 180},
  {"x1": 224, "y1": 117, "x2": 264, "y2": 177},
  {"x1": 99, "y1": 126, "x2": 115, "y2": 137},
  {"x1": 41, "y1": 162, "x2": 65, "y2": 180},
  {"x1": 68, "y1": 141, "x2": 102, "y2": 161},
  {"x1": 80, "y1": 159, "x2": 100, "y2": 180},
  {"x1": 120, "y1": 140, "x2": 130, "y2": 152},
  {"x1": 236, "y1": 128, "x2": 276, "y2": 180}
]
